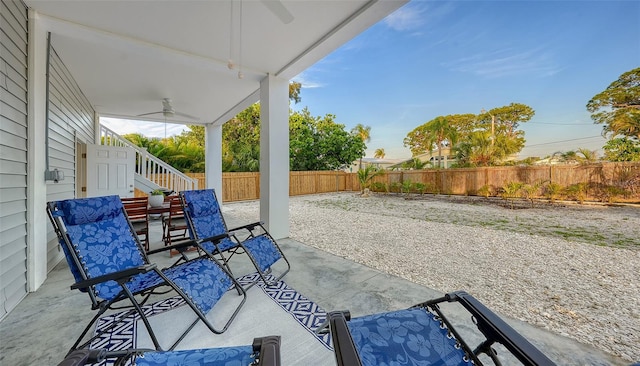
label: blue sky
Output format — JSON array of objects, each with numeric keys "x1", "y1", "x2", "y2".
[
  {"x1": 293, "y1": 0, "x2": 640, "y2": 159},
  {"x1": 104, "y1": 0, "x2": 640, "y2": 160}
]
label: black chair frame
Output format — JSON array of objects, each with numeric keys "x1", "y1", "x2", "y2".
[
  {"x1": 325, "y1": 291, "x2": 556, "y2": 366},
  {"x1": 58, "y1": 336, "x2": 282, "y2": 366},
  {"x1": 47, "y1": 201, "x2": 247, "y2": 353}
]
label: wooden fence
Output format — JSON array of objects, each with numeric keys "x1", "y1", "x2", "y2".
[{"x1": 167, "y1": 162, "x2": 640, "y2": 203}]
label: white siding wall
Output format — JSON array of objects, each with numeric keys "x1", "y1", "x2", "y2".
[
  {"x1": 45, "y1": 44, "x2": 95, "y2": 271},
  {"x1": 0, "y1": 0, "x2": 29, "y2": 320}
]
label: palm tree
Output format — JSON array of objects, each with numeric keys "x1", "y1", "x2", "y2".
[
  {"x1": 374, "y1": 148, "x2": 385, "y2": 159},
  {"x1": 422, "y1": 117, "x2": 457, "y2": 168},
  {"x1": 576, "y1": 148, "x2": 598, "y2": 164},
  {"x1": 351, "y1": 124, "x2": 371, "y2": 169}
]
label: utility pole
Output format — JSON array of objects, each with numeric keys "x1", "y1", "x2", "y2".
[{"x1": 481, "y1": 109, "x2": 495, "y2": 147}]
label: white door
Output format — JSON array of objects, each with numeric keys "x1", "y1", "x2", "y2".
[{"x1": 86, "y1": 144, "x2": 135, "y2": 198}]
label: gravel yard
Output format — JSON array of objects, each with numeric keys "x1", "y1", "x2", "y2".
[{"x1": 225, "y1": 192, "x2": 640, "y2": 361}]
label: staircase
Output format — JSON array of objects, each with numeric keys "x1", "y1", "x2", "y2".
[{"x1": 99, "y1": 125, "x2": 198, "y2": 194}]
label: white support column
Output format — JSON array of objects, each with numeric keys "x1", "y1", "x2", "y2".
[
  {"x1": 259, "y1": 74, "x2": 289, "y2": 239},
  {"x1": 205, "y1": 123, "x2": 223, "y2": 204},
  {"x1": 26, "y1": 9, "x2": 48, "y2": 291}
]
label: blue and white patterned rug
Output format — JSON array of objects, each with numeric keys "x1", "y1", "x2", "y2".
[{"x1": 91, "y1": 273, "x2": 334, "y2": 365}]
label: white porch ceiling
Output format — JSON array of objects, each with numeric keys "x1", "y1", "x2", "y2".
[{"x1": 25, "y1": 0, "x2": 407, "y2": 126}]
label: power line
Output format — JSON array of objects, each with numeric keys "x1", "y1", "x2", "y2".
[
  {"x1": 526, "y1": 135, "x2": 602, "y2": 147},
  {"x1": 526, "y1": 121, "x2": 593, "y2": 126}
]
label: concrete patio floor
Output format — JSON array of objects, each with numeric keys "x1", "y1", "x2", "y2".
[{"x1": 0, "y1": 215, "x2": 629, "y2": 365}]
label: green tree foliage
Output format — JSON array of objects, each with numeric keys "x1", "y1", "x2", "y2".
[
  {"x1": 404, "y1": 116, "x2": 458, "y2": 168},
  {"x1": 409, "y1": 104, "x2": 534, "y2": 168},
  {"x1": 290, "y1": 108, "x2": 366, "y2": 171},
  {"x1": 487, "y1": 103, "x2": 535, "y2": 139},
  {"x1": 603, "y1": 137, "x2": 640, "y2": 161},
  {"x1": 587, "y1": 67, "x2": 640, "y2": 140},
  {"x1": 222, "y1": 104, "x2": 261, "y2": 171},
  {"x1": 374, "y1": 148, "x2": 385, "y2": 159},
  {"x1": 351, "y1": 123, "x2": 371, "y2": 169},
  {"x1": 454, "y1": 130, "x2": 498, "y2": 167}
]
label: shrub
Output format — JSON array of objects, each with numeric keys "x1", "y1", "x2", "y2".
[
  {"x1": 544, "y1": 182, "x2": 563, "y2": 203},
  {"x1": 389, "y1": 182, "x2": 402, "y2": 193},
  {"x1": 501, "y1": 181, "x2": 524, "y2": 209},
  {"x1": 401, "y1": 181, "x2": 414, "y2": 196},
  {"x1": 477, "y1": 184, "x2": 493, "y2": 198},
  {"x1": 371, "y1": 182, "x2": 388, "y2": 194},
  {"x1": 565, "y1": 183, "x2": 588, "y2": 204}
]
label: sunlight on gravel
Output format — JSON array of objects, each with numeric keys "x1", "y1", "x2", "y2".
[{"x1": 224, "y1": 192, "x2": 640, "y2": 361}]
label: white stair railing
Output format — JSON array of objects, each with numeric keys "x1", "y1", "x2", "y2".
[{"x1": 99, "y1": 125, "x2": 198, "y2": 193}]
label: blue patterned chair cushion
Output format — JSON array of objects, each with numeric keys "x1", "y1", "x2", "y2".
[
  {"x1": 134, "y1": 345, "x2": 254, "y2": 366},
  {"x1": 58, "y1": 239, "x2": 86, "y2": 290},
  {"x1": 244, "y1": 235, "x2": 282, "y2": 273},
  {"x1": 347, "y1": 308, "x2": 469, "y2": 366},
  {"x1": 188, "y1": 215, "x2": 237, "y2": 252},
  {"x1": 164, "y1": 258, "x2": 233, "y2": 314},
  {"x1": 182, "y1": 189, "x2": 224, "y2": 220},
  {"x1": 57, "y1": 197, "x2": 147, "y2": 300},
  {"x1": 59, "y1": 196, "x2": 123, "y2": 225},
  {"x1": 55, "y1": 196, "x2": 234, "y2": 312},
  {"x1": 182, "y1": 190, "x2": 237, "y2": 252}
]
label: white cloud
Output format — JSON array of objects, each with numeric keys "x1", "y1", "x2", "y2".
[
  {"x1": 445, "y1": 47, "x2": 562, "y2": 78},
  {"x1": 293, "y1": 71, "x2": 325, "y2": 89},
  {"x1": 383, "y1": 2, "x2": 426, "y2": 32},
  {"x1": 383, "y1": 2, "x2": 455, "y2": 33}
]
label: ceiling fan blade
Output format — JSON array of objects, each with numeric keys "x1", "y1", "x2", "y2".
[
  {"x1": 260, "y1": 0, "x2": 294, "y2": 24},
  {"x1": 137, "y1": 111, "x2": 163, "y2": 117}
]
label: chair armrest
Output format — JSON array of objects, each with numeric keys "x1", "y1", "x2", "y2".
[
  {"x1": 146, "y1": 238, "x2": 200, "y2": 255},
  {"x1": 228, "y1": 221, "x2": 264, "y2": 233},
  {"x1": 445, "y1": 291, "x2": 556, "y2": 366},
  {"x1": 197, "y1": 233, "x2": 230, "y2": 244},
  {"x1": 70, "y1": 265, "x2": 156, "y2": 290},
  {"x1": 57, "y1": 349, "x2": 106, "y2": 366},
  {"x1": 327, "y1": 311, "x2": 363, "y2": 366},
  {"x1": 253, "y1": 335, "x2": 282, "y2": 366}
]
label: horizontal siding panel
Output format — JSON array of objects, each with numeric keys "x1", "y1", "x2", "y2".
[
  {"x1": 45, "y1": 46, "x2": 94, "y2": 272},
  {"x1": 1, "y1": 0, "x2": 27, "y2": 321},
  {"x1": 0, "y1": 208, "x2": 26, "y2": 232},
  {"x1": 0, "y1": 101, "x2": 27, "y2": 127},
  {"x1": 50, "y1": 49, "x2": 94, "y2": 114},
  {"x1": 0, "y1": 126, "x2": 27, "y2": 144},
  {"x1": 1, "y1": 10, "x2": 28, "y2": 46},
  {"x1": 0, "y1": 173, "x2": 26, "y2": 188},
  {"x1": 1, "y1": 69, "x2": 27, "y2": 99},
  {"x1": 0, "y1": 226, "x2": 27, "y2": 258},
  {"x1": 0, "y1": 199, "x2": 27, "y2": 218},
  {"x1": 0, "y1": 19, "x2": 27, "y2": 60},
  {"x1": 0, "y1": 241, "x2": 26, "y2": 278},
  {"x1": 2, "y1": 0, "x2": 28, "y2": 35},
  {"x1": 0, "y1": 32, "x2": 26, "y2": 69},
  {"x1": 0, "y1": 159, "x2": 27, "y2": 174},
  {"x1": 0, "y1": 187, "x2": 26, "y2": 202},
  {"x1": 1, "y1": 57, "x2": 27, "y2": 91},
  {"x1": 46, "y1": 243, "x2": 63, "y2": 271},
  {"x1": 46, "y1": 181, "x2": 75, "y2": 197},
  {"x1": 0, "y1": 86, "x2": 26, "y2": 112},
  {"x1": 0, "y1": 144, "x2": 27, "y2": 162}
]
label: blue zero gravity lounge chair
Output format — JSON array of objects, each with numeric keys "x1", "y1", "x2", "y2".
[
  {"x1": 47, "y1": 195, "x2": 247, "y2": 352},
  {"x1": 57, "y1": 336, "x2": 282, "y2": 366},
  {"x1": 181, "y1": 189, "x2": 290, "y2": 288},
  {"x1": 323, "y1": 291, "x2": 556, "y2": 366}
]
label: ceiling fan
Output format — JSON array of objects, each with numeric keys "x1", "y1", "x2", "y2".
[{"x1": 137, "y1": 98, "x2": 197, "y2": 120}]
